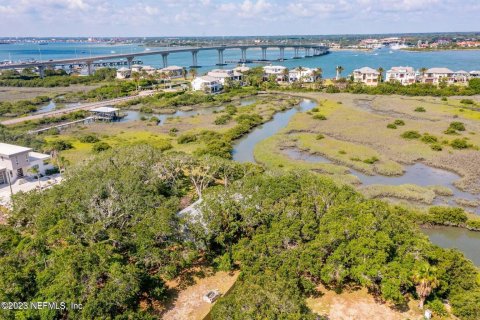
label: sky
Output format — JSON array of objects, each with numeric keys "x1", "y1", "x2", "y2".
[{"x1": 0, "y1": 0, "x2": 479, "y2": 37}]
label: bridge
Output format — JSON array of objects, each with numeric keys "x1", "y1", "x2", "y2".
[{"x1": 0, "y1": 44, "x2": 329, "y2": 77}]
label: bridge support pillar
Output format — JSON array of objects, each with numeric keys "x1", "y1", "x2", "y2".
[
  {"x1": 38, "y1": 65, "x2": 45, "y2": 79},
  {"x1": 293, "y1": 48, "x2": 300, "y2": 59},
  {"x1": 216, "y1": 49, "x2": 226, "y2": 66},
  {"x1": 240, "y1": 48, "x2": 247, "y2": 63},
  {"x1": 261, "y1": 47, "x2": 267, "y2": 61},
  {"x1": 162, "y1": 53, "x2": 169, "y2": 68},
  {"x1": 127, "y1": 56, "x2": 134, "y2": 69},
  {"x1": 87, "y1": 62, "x2": 93, "y2": 76},
  {"x1": 305, "y1": 48, "x2": 312, "y2": 57},
  {"x1": 190, "y1": 50, "x2": 200, "y2": 68},
  {"x1": 279, "y1": 47, "x2": 285, "y2": 61}
]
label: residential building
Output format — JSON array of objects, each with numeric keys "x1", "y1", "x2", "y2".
[
  {"x1": 207, "y1": 69, "x2": 243, "y2": 85},
  {"x1": 288, "y1": 67, "x2": 320, "y2": 83},
  {"x1": 142, "y1": 65, "x2": 156, "y2": 75},
  {"x1": 0, "y1": 143, "x2": 53, "y2": 185},
  {"x1": 385, "y1": 66, "x2": 417, "y2": 85},
  {"x1": 131, "y1": 64, "x2": 143, "y2": 73},
  {"x1": 453, "y1": 70, "x2": 470, "y2": 84},
  {"x1": 353, "y1": 67, "x2": 380, "y2": 86},
  {"x1": 160, "y1": 66, "x2": 184, "y2": 78},
  {"x1": 116, "y1": 67, "x2": 131, "y2": 79},
  {"x1": 233, "y1": 64, "x2": 250, "y2": 73},
  {"x1": 422, "y1": 68, "x2": 454, "y2": 84},
  {"x1": 191, "y1": 76, "x2": 222, "y2": 93},
  {"x1": 469, "y1": 71, "x2": 480, "y2": 78},
  {"x1": 263, "y1": 65, "x2": 288, "y2": 81}
]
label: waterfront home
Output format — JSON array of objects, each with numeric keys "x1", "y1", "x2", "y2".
[
  {"x1": 469, "y1": 71, "x2": 480, "y2": 78},
  {"x1": 353, "y1": 67, "x2": 380, "y2": 86},
  {"x1": 386, "y1": 66, "x2": 417, "y2": 85},
  {"x1": 263, "y1": 65, "x2": 287, "y2": 81},
  {"x1": 0, "y1": 143, "x2": 53, "y2": 185},
  {"x1": 191, "y1": 76, "x2": 222, "y2": 93},
  {"x1": 453, "y1": 70, "x2": 470, "y2": 84},
  {"x1": 131, "y1": 64, "x2": 143, "y2": 73},
  {"x1": 160, "y1": 66, "x2": 184, "y2": 78},
  {"x1": 142, "y1": 65, "x2": 156, "y2": 75},
  {"x1": 233, "y1": 64, "x2": 250, "y2": 73},
  {"x1": 288, "y1": 67, "x2": 320, "y2": 83},
  {"x1": 207, "y1": 69, "x2": 244, "y2": 86},
  {"x1": 422, "y1": 68, "x2": 454, "y2": 84},
  {"x1": 116, "y1": 67, "x2": 131, "y2": 79}
]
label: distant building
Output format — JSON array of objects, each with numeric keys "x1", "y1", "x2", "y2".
[
  {"x1": 263, "y1": 65, "x2": 288, "y2": 81},
  {"x1": 160, "y1": 66, "x2": 184, "y2": 78},
  {"x1": 90, "y1": 107, "x2": 121, "y2": 121},
  {"x1": 386, "y1": 66, "x2": 417, "y2": 85},
  {"x1": 470, "y1": 71, "x2": 480, "y2": 78},
  {"x1": 116, "y1": 67, "x2": 131, "y2": 79},
  {"x1": 207, "y1": 69, "x2": 244, "y2": 85},
  {"x1": 453, "y1": 70, "x2": 470, "y2": 84},
  {"x1": 288, "y1": 67, "x2": 320, "y2": 83},
  {"x1": 422, "y1": 68, "x2": 454, "y2": 84},
  {"x1": 142, "y1": 65, "x2": 156, "y2": 75},
  {"x1": 233, "y1": 64, "x2": 250, "y2": 73},
  {"x1": 353, "y1": 67, "x2": 380, "y2": 86},
  {"x1": 191, "y1": 76, "x2": 222, "y2": 93},
  {"x1": 131, "y1": 64, "x2": 143, "y2": 73},
  {"x1": 0, "y1": 143, "x2": 53, "y2": 185}
]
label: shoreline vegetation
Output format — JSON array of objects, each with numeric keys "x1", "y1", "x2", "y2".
[{"x1": 1, "y1": 145, "x2": 478, "y2": 319}]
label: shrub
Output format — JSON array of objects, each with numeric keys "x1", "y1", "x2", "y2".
[
  {"x1": 140, "y1": 106, "x2": 154, "y2": 113},
  {"x1": 414, "y1": 106, "x2": 426, "y2": 112},
  {"x1": 387, "y1": 123, "x2": 397, "y2": 129},
  {"x1": 426, "y1": 299, "x2": 448, "y2": 317},
  {"x1": 338, "y1": 150, "x2": 346, "y2": 155},
  {"x1": 449, "y1": 121, "x2": 466, "y2": 131},
  {"x1": 460, "y1": 99, "x2": 474, "y2": 105},
  {"x1": 393, "y1": 119, "x2": 405, "y2": 126},
  {"x1": 225, "y1": 104, "x2": 238, "y2": 115},
  {"x1": 45, "y1": 167, "x2": 60, "y2": 175},
  {"x1": 363, "y1": 156, "x2": 379, "y2": 164},
  {"x1": 315, "y1": 134, "x2": 325, "y2": 140},
  {"x1": 441, "y1": 97, "x2": 448, "y2": 101},
  {"x1": 431, "y1": 144, "x2": 443, "y2": 151},
  {"x1": 214, "y1": 114, "x2": 232, "y2": 125},
  {"x1": 311, "y1": 107, "x2": 319, "y2": 112},
  {"x1": 92, "y1": 142, "x2": 111, "y2": 153},
  {"x1": 451, "y1": 138, "x2": 469, "y2": 149},
  {"x1": 48, "y1": 139, "x2": 73, "y2": 151},
  {"x1": 444, "y1": 128, "x2": 459, "y2": 135},
  {"x1": 401, "y1": 131, "x2": 421, "y2": 139},
  {"x1": 313, "y1": 114, "x2": 327, "y2": 120},
  {"x1": 79, "y1": 134, "x2": 100, "y2": 143},
  {"x1": 421, "y1": 133, "x2": 438, "y2": 144},
  {"x1": 466, "y1": 219, "x2": 480, "y2": 231},
  {"x1": 428, "y1": 206, "x2": 468, "y2": 225},
  {"x1": 177, "y1": 133, "x2": 197, "y2": 144}
]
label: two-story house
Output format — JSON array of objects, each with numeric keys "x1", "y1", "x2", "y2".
[
  {"x1": 353, "y1": 67, "x2": 380, "y2": 86},
  {"x1": 0, "y1": 143, "x2": 53, "y2": 185},
  {"x1": 385, "y1": 66, "x2": 418, "y2": 85}
]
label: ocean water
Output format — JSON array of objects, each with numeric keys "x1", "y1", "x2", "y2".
[{"x1": 1, "y1": 42, "x2": 479, "y2": 78}]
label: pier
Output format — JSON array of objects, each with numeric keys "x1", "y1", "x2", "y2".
[{"x1": 0, "y1": 44, "x2": 329, "y2": 77}]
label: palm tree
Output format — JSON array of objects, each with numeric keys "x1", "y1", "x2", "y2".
[
  {"x1": 28, "y1": 166, "x2": 41, "y2": 189},
  {"x1": 419, "y1": 67, "x2": 428, "y2": 82},
  {"x1": 377, "y1": 67, "x2": 384, "y2": 82},
  {"x1": 313, "y1": 67, "x2": 323, "y2": 82},
  {"x1": 182, "y1": 67, "x2": 188, "y2": 80},
  {"x1": 131, "y1": 71, "x2": 141, "y2": 92},
  {"x1": 336, "y1": 65, "x2": 344, "y2": 80},
  {"x1": 282, "y1": 68, "x2": 290, "y2": 83},
  {"x1": 189, "y1": 68, "x2": 197, "y2": 79},
  {"x1": 412, "y1": 263, "x2": 439, "y2": 309}
]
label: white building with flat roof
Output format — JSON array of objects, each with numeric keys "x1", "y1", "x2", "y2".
[
  {"x1": 288, "y1": 67, "x2": 320, "y2": 83},
  {"x1": 386, "y1": 66, "x2": 417, "y2": 85},
  {"x1": 191, "y1": 76, "x2": 222, "y2": 93},
  {"x1": 0, "y1": 143, "x2": 53, "y2": 185},
  {"x1": 353, "y1": 67, "x2": 380, "y2": 86},
  {"x1": 263, "y1": 65, "x2": 288, "y2": 81},
  {"x1": 453, "y1": 70, "x2": 470, "y2": 84}
]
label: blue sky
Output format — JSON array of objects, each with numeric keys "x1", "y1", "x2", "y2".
[{"x1": 0, "y1": 0, "x2": 479, "y2": 37}]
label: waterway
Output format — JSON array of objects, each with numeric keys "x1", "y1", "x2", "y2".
[
  {"x1": 423, "y1": 227, "x2": 480, "y2": 266},
  {"x1": 1, "y1": 42, "x2": 480, "y2": 78},
  {"x1": 33, "y1": 100, "x2": 81, "y2": 115},
  {"x1": 230, "y1": 98, "x2": 480, "y2": 265}
]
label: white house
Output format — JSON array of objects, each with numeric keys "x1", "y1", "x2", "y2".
[
  {"x1": 191, "y1": 76, "x2": 222, "y2": 93},
  {"x1": 422, "y1": 68, "x2": 454, "y2": 84},
  {"x1": 263, "y1": 65, "x2": 288, "y2": 81},
  {"x1": 142, "y1": 65, "x2": 156, "y2": 75},
  {"x1": 453, "y1": 70, "x2": 470, "y2": 84},
  {"x1": 470, "y1": 71, "x2": 480, "y2": 78},
  {"x1": 116, "y1": 67, "x2": 131, "y2": 79},
  {"x1": 288, "y1": 67, "x2": 320, "y2": 83},
  {"x1": 0, "y1": 143, "x2": 53, "y2": 185},
  {"x1": 131, "y1": 64, "x2": 143, "y2": 73},
  {"x1": 233, "y1": 65, "x2": 250, "y2": 73},
  {"x1": 386, "y1": 66, "x2": 417, "y2": 85},
  {"x1": 160, "y1": 66, "x2": 184, "y2": 79},
  {"x1": 353, "y1": 67, "x2": 380, "y2": 86},
  {"x1": 206, "y1": 69, "x2": 243, "y2": 85}
]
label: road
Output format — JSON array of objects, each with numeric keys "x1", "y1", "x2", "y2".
[{"x1": 0, "y1": 90, "x2": 155, "y2": 126}]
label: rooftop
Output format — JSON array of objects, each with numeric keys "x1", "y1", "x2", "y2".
[
  {"x1": 29, "y1": 152, "x2": 50, "y2": 161},
  {"x1": 354, "y1": 67, "x2": 379, "y2": 74},
  {"x1": 90, "y1": 107, "x2": 119, "y2": 113},
  {"x1": 426, "y1": 67, "x2": 454, "y2": 74},
  {"x1": 0, "y1": 143, "x2": 32, "y2": 156},
  {"x1": 162, "y1": 65, "x2": 183, "y2": 71}
]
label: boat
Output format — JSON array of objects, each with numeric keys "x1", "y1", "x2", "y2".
[{"x1": 390, "y1": 43, "x2": 409, "y2": 50}]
